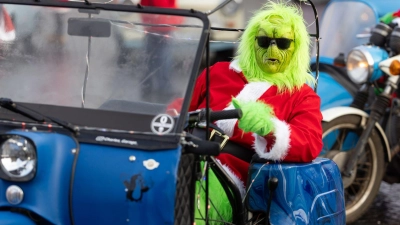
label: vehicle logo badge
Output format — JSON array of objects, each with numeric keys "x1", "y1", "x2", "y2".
[{"x1": 150, "y1": 114, "x2": 174, "y2": 135}]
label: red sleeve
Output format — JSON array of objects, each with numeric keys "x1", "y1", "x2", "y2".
[
  {"x1": 253, "y1": 88, "x2": 323, "y2": 163},
  {"x1": 283, "y1": 91, "x2": 323, "y2": 162}
]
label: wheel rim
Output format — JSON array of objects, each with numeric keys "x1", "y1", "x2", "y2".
[{"x1": 322, "y1": 122, "x2": 378, "y2": 216}]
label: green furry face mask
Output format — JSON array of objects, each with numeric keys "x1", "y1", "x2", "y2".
[
  {"x1": 254, "y1": 19, "x2": 294, "y2": 74},
  {"x1": 235, "y1": 2, "x2": 315, "y2": 93}
]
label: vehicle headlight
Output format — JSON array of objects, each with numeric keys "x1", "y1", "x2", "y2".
[
  {"x1": 0, "y1": 135, "x2": 36, "y2": 181},
  {"x1": 346, "y1": 46, "x2": 389, "y2": 84}
]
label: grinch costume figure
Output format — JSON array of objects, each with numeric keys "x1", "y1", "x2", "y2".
[{"x1": 190, "y1": 1, "x2": 323, "y2": 224}]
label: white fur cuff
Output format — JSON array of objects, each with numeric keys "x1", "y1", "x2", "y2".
[
  {"x1": 252, "y1": 118, "x2": 291, "y2": 160},
  {"x1": 229, "y1": 59, "x2": 242, "y2": 73}
]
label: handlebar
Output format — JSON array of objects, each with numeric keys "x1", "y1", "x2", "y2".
[
  {"x1": 187, "y1": 109, "x2": 242, "y2": 124},
  {"x1": 184, "y1": 109, "x2": 241, "y2": 156}
]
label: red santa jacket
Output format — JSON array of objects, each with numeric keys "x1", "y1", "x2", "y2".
[{"x1": 189, "y1": 60, "x2": 323, "y2": 195}]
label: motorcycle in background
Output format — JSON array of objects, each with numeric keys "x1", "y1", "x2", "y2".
[
  {"x1": 308, "y1": 0, "x2": 400, "y2": 222},
  {"x1": 319, "y1": 17, "x2": 400, "y2": 224}
]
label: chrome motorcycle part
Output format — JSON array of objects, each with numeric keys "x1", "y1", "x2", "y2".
[
  {"x1": 346, "y1": 46, "x2": 388, "y2": 84},
  {"x1": 6, "y1": 185, "x2": 24, "y2": 205},
  {"x1": 0, "y1": 135, "x2": 36, "y2": 181}
]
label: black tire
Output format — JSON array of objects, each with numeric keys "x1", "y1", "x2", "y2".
[
  {"x1": 321, "y1": 114, "x2": 385, "y2": 224},
  {"x1": 175, "y1": 153, "x2": 196, "y2": 225}
]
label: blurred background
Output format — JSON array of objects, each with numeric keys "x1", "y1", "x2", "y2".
[{"x1": 113, "y1": 0, "x2": 329, "y2": 67}]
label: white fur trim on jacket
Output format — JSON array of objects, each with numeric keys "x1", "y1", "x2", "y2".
[
  {"x1": 216, "y1": 81, "x2": 272, "y2": 137},
  {"x1": 229, "y1": 59, "x2": 242, "y2": 73},
  {"x1": 216, "y1": 160, "x2": 246, "y2": 199},
  {"x1": 252, "y1": 118, "x2": 291, "y2": 161}
]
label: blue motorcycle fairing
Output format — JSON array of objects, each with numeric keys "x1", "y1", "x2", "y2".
[
  {"x1": 72, "y1": 143, "x2": 181, "y2": 225},
  {"x1": 247, "y1": 158, "x2": 345, "y2": 225},
  {"x1": 368, "y1": 46, "x2": 389, "y2": 82},
  {"x1": 0, "y1": 211, "x2": 36, "y2": 225},
  {"x1": 0, "y1": 130, "x2": 77, "y2": 225}
]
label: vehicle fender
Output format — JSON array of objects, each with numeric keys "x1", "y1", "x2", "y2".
[
  {"x1": 315, "y1": 69, "x2": 356, "y2": 111},
  {"x1": 322, "y1": 106, "x2": 391, "y2": 162},
  {"x1": 0, "y1": 211, "x2": 36, "y2": 225}
]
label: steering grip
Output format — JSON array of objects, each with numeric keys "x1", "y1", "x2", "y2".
[
  {"x1": 209, "y1": 109, "x2": 242, "y2": 121},
  {"x1": 184, "y1": 136, "x2": 220, "y2": 156},
  {"x1": 184, "y1": 109, "x2": 242, "y2": 155},
  {"x1": 188, "y1": 109, "x2": 242, "y2": 123}
]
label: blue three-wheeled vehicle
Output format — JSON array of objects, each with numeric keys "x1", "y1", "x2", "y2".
[{"x1": 0, "y1": 0, "x2": 345, "y2": 224}]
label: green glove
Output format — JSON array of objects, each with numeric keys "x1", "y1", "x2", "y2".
[{"x1": 231, "y1": 98, "x2": 275, "y2": 136}]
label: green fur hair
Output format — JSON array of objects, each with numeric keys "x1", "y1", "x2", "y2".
[{"x1": 235, "y1": 1, "x2": 315, "y2": 93}]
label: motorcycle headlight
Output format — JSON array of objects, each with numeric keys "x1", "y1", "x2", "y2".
[
  {"x1": 0, "y1": 135, "x2": 36, "y2": 181},
  {"x1": 346, "y1": 46, "x2": 389, "y2": 84}
]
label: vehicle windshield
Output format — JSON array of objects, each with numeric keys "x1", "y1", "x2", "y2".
[
  {"x1": 312, "y1": 1, "x2": 376, "y2": 59},
  {"x1": 0, "y1": 3, "x2": 206, "y2": 133}
]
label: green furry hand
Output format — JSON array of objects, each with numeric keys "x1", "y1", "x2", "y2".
[{"x1": 232, "y1": 98, "x2": 275, "y2": 136}]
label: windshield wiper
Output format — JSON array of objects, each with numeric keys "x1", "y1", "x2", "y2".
[{"x1": 0, "y1": 98, "x2": 79, "y2": 135}]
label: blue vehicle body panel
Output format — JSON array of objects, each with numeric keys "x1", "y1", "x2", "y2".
[
  {"x1": 312, "y1": 57, "x2": 354, "y2": 110},
  {"x1": 0, "y1": 130, "x2": 181, "y2": 225},
  {"x1": 0, "y1": 211, "x2": 37, "y2": 225},
  {"x1": 72, "y1": 143, "x2": 181, "y2": 225},
  {"x1": 316, "y1": 71, "x2": 353, "y2": 110},
  {"x1": 0, "y1": 130, "x2": 76, "y2": 225},
  {"x1": 368, "y1": 46, "x2": 389, "y2": 81},
  {"x1": 247, "y1": 158, "x2": 345, "y2": 225}
]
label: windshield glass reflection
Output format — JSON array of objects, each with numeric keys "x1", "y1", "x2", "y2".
[
  {"x1": 312, "y1": 2, "x2": 376, "y2": 59},
  {"x1": 0, "y1": 4, "x2": 203, "y2": 120}
]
